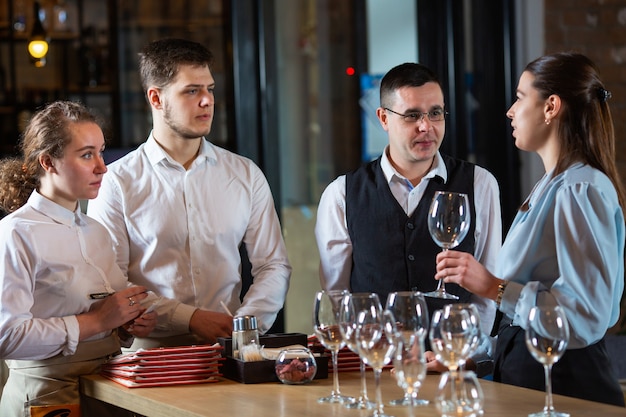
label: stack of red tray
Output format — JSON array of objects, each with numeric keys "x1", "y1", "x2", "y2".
[
  {"x1": 100, "y1": 344, "x2": 224, "y2": 388},
  {"x1": 307, "y1": 335, "x2": 392, "y2": 373}
]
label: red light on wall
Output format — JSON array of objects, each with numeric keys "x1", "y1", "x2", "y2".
[{"x1": 345, "y1": 67, "x2": 355, "y2": 76}]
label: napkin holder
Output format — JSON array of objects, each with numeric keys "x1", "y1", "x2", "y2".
[{"x1": 218, "y1": 332, "x2": 328, "y2": 384}]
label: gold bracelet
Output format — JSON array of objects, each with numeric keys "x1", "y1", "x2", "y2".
[{"x1": 496, "y1": 280, "x2": 508, "y2": 308}]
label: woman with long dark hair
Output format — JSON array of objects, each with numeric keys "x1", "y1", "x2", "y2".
[{"x1": 435, "y1": 52, "x2": 625, "y2": 406}]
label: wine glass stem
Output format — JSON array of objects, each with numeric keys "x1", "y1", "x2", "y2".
[
  {"x1": 544, "y1": 364, "x2": 555, "y2": 413},
  {"x1": 331, "y1": 349, "x2": 341, "y2": 396},
  {"x1": 359, "y1": 359, "x2": 369, "y2": 401},
  {"x1": 437, "y1": 248, "x2": 449, "y2": 293},
  {"x1": 373, "y1": 368, "x2": 384, "y2": 417},
  {"x1": 444, "y1": 366, "x2": 461, "y2": 405}
]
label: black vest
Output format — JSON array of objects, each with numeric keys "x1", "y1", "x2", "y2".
[{"x1": 346, "y1": 154, "x2": 477, "y2": 312}]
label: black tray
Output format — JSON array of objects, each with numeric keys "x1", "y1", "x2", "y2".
[{"x1": 217, "y1": 333, "x2": 328, "y2": 384}]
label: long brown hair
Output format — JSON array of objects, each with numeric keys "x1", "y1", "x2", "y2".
[
  {"x1": 525, "y1": 52, "x2": 626, "y2": 212},
  {"x1": 0, "y1": 101, "x2": 100, "y2": 214}
]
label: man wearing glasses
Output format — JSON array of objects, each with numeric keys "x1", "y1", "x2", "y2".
[{"x1": 314, "y1": 62, "x2": 502, "y2": 374}]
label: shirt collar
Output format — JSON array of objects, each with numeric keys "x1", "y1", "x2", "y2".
[
  {"x1": 144, "y1": 132, "x2": 218, "y2": 168},
  {"x1": 28, "y1": 190, "x2": 83, "y2": 226},
  {"x1": 380, "y1": 146, "x2": 448, "y2": 185}
]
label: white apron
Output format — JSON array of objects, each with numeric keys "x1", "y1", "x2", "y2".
[{"x1": 0, "y1": 333, "x2": 136, "y2": 417}]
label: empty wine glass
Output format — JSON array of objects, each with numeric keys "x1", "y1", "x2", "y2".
[
  {"x1": 313, "y1": 290, "x2": 355, "y2": 404},
  {"x1": 442, "y1": 303, "x2": 482, "y2": 370},
  {"x1": 429, "y1": 308, "x2": 476, "y2": 374},
  {"x1": 525, "y1": 305, "x2": 570, "y2": 417},
  {"x1": 430, "y1": 307, "x2": 483, "y2": 417},
  {"x1": 435, "y1": 370, "x2": 484, "y2": 417},
  {"x1": 339, "y1": 292, "x2": 380, "y2": 409},
  {"x1": 391, "y1": 333, "x2": 428, "y2": 411},
  {"x1": 356, "y1": 304, "x2": 396, "y2": 417},
  {"x1": 425, "y1": 191, "x2": 471, "y2": 300},
  {"x1": 385, "y1": 291, "x2": 429, "y2": 406}
]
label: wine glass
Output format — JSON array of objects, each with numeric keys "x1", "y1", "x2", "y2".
[
  {"x1": 391, "y1": 333, "x2": 428, "y2": 411},
  {"x1": 313, "y1": 290, "x2": 355, "y2": 404},
  {"x1": 385, "y1": 291, "x2": 429, "y2": 406},
  {"x1": 441, "y1": 303, "x2": 482, "y2": 370},
  {"x1": 429, "y1": 308, "x2": 476, "y2": 374},
  {"x1": 430, "y1": 308, "x2": 481, "y2": 416},
  {"x1": 425, "y1": 191, "x2": 471, "y2": 299},
  {"x1": 435, "y1": 370, "x2": 484, "y2": 417},
  {"x1": 339, "y1": 292, "x2": 380, "y2": 409},
  {"x1": 524, "y1": 305, "x2": 570, "y2": 417},
  {"x1": 356, "y1": 303, "x2": 397, "y2": 417}
]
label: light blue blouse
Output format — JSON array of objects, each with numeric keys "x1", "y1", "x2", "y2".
[{"x1": 498, "y1": 163, "x2": 624, "y2": 348}]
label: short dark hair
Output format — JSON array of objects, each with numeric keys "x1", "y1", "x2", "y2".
[
  {"x1": 138, "y1": 38, "x2": 214, "y2": 92},
  {"x1": 379, "y1": 63, "x2": 441, "y2": 108}
]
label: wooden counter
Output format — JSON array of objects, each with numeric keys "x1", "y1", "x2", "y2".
[{"x1": 81, "y1": 371, "x2": 625, "y2": 417}]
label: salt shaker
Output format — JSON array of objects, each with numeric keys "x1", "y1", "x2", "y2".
[{"x1": 232, "y1": 315, "x2": 260, "y2": 360}]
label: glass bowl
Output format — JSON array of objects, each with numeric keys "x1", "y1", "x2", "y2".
[{"x1": 274, "y1": 347, "x2": 317, "y2": 384}]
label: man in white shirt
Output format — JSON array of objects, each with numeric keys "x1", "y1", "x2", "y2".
[
  {"x1": 315, "y1": 63, "x2": 501, "y2": 374},
  {"x1": 88, "y1": 38, "x2": 291, "y2": 348}
]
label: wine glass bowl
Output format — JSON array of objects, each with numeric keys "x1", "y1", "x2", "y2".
[
  {"x1": 441, "y1": 303, "x2": 481, "y2": 370},
  {"x1": 313, "y1": 290, "x2": 355, "y2": 404},
  {"x1": 429, "y1": 308, "x2": 477, "y2": 373},
  {"x1": 386, "y1": 291, "x2": 429, "y2": 341},
  {"x1": 524, "y1": 305, "x2": 570, "y2": 417},
  {"x1": 425, "y1": 191, "x2": 471, "y2": 300}
]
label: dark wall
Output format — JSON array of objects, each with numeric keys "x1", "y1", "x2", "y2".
[{"x1": 417, "y1": 0, "x2": 520, "y2": 231}]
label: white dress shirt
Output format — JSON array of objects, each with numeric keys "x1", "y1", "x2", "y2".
[
  {"x1": 315, "y1": 149, "x2": 502, "y2": 337},
  {"x1": 0, "y1": 191, "x2": 127, "y2": 360},
  {"x1": 87, "y1": 134, "x2": 291, "y2": 335}
]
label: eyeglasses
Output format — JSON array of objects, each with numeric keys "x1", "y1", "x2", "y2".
[{"x1": 384, "y1": 107, "x2": 448, "y2": 123}]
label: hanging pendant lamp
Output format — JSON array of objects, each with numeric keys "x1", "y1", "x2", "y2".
[{"x1": 28, "y1": 1, "x2": 49, "y2": 67}]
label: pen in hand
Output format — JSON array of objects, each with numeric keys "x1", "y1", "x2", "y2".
[
  {"x1": 89, "y1": 292, "x2": 113, "y2": 300},
  {"x1": 220, "y1": 301, "x2": 233, "y2": 316}
]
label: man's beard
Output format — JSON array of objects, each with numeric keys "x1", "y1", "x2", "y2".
[{"x1": 163, "y1": 102, "x2": 211, "y2": 139}]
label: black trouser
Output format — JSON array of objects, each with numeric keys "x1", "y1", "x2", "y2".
[{"x1": 494, "y1": 324, "x2": 625, "y2": 407}]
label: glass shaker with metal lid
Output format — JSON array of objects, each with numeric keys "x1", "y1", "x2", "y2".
[{"x1": 232, "y1": 315, "x2": 260, "y2": 360}]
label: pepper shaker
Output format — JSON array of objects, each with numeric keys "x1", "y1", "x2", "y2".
[{"x1": 232, "y1": 315, "x2": 260, "y2": 360}]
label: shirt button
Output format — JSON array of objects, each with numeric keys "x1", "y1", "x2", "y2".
[
  {"x1": 407, "y1": 223, "x2": 414, "y2": 229},
  {"x1": 408, "y1": 254, "x2": 415, "y2": 261}
]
